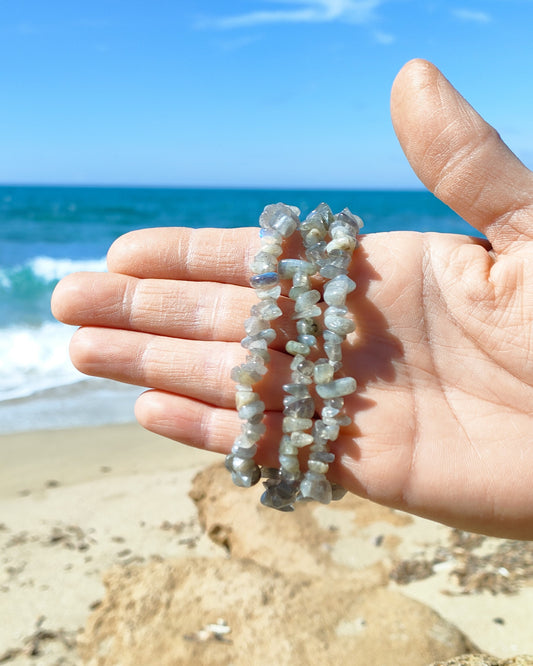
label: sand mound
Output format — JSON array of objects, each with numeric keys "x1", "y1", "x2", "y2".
[
  {"x1": 78, "y1": 463, "x2": 475, "y2": 665},
  {"x1": 78, "y1": 556, "x2": 473, "y2": 666}
]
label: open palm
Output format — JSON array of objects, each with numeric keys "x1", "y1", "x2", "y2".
[{"x1": 52, "y1": 60, "x2": 533, "y2": 539}]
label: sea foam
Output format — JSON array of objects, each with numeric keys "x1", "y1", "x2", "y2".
[
  {"x1": 0, "y1": 321, "x2": 84, "y2": 402},
  {"x1": 0, "y1": 256, "x2": 107, "y2": 290}
]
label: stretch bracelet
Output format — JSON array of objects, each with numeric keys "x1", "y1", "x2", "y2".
[
  {"x1": 226, "y1": 204, "x2": 299, "y2": 488},
  {"x1": 227, "y1": 203, "x2": 362, "y2": 510}
]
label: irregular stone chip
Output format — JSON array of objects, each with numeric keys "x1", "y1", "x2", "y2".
[{"x1": 316, "y1": 377, "x2": 357, "y2": 399}]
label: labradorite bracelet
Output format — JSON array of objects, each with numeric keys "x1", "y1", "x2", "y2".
[{"x1": 226, "y1": 202, "x2": 362, "y2": 511}]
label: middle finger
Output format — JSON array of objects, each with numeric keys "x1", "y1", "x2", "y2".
[{"x1": 54, "y1": 271, "x2": 294, "y2": 350}]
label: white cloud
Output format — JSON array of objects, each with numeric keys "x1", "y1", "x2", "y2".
[
  {"x1": 452, "y1": 8, "x2": 491, "y2": 23},
  {"x1": 373, "y1": 29, "x2": 395, "y2": 44},
  {"x1": 201, "y1": 0, "x2": 383, "y2": 29}
]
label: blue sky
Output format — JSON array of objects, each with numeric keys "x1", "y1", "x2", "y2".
[{"x1": 1, "y1": 0, "x2": 532, "y2": 188}]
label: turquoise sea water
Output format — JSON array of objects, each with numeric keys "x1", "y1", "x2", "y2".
[{"x1": 0, "y1": 186, "x2": 476, "y2": 433}]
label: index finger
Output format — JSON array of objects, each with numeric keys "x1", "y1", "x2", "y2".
[{"x1": 107, "y1": 226, "x2": 260, "y2": 285}]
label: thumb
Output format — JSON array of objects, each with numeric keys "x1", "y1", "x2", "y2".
[{"x1": 391, "y1": 59, "x2": 533, "y2": 254}]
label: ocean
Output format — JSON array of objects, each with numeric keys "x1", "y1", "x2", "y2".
[{"x1": 0, "y1": 186, "x2": 476, "y2": 434}]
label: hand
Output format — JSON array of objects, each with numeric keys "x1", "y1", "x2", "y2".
[{"x1": 51, "y1": 60, "x2": 533, "y2": 539}]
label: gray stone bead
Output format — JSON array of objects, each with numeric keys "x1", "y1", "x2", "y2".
[
  {"x1": 255, "y1": 284, "x2": 282, "y2": 300},
  {"x1": 294, "y1": 289, "x2": 321, "y2": 312},
  {"x1": 305, "y1": 241, "x2": 327, "y2": 265},
  {"x1": 327, "y1": 249, "x2": 352, "y2": 270},
  {"x1": 283, "y1": 382, "x2": 311, "y2": 397},
  {"x1": 261, "y1": 467, "x2": 281, "y2": 480},
  {"x1": 235, "y1": 390, "x2": 260, "y2": 409},
  {"x1": 259, "y1": 226, "x2": 282, "y2": 242},
  {"x1": 238, "y1": 400, "x2": 265, "y2": 420},
  {"x1": 241, "y1": 338, "x2": 268, "y2": 355},
  {"x1": 301, "y1": 211, "x2": 327, "y2": 234},
  {"x1": 312, "y1": 433, "x2": 329, "y2": 449},
  {"x1": 321, "y1": 404, "x2": 340, "y2": 419},
  {"x1": 251, "y1": 301, "x2": 283, "y2": 321},
  {"x1": 232, "y1": 433, "x2": 255, "y2": 449},
  {"x1": 331, "y1": 484, "x2": 348, "y2": 501},
  {"x1": 231, "y1": 455, "x2": 257, "y2": 473},
  {"x1": 231, "y1": 466, "x2": 261, "y2": 488},
  {"x1": 299, "y1": 472, "x2": 332, "y2": 504},
  {"x1": 316, "y1": 376, "x2": 357, "y2": 399},
  {"x1": 279, "y1": 436, "x2": 299, "y2": 456},
  {"x1": 312, "y1": 202, "x2": 334, "y2": 224},
  {"x1": 323, "y1": 274, "x2": 356, "y2": 306},
  {"x1": 307, "y1": 460, "x2": 329, "y2": 474},
  {"x1": 283, "y1": 397, "x2": 315, "y2": 419},
  {"x1": 325, "y1": 315, "x2": 356, "y2": 336},
  {"x1": 259, "y1": 203, "x2": 299, "y2": 237},
  {"x1": 291, "y1": 371, "x2": 312, "y2": 385},
  {"x1": 248, "y1": 411, "x2": 264, "y2": 425},
  {"x1": 296, "y1": 318, "x2": 319, "y2": 336},
  {"x1": 249, "y1": 347, "x2": 270, "y2": 363},
  {"x1": 298, "y1": 334, "x2": 317, "y2": 348},
  {"x1": 292, "y1": 305, "x2": 321, "y2": 320},
  {"x1": 230, "y1": 365, "x2": 262, "y2": 385},
  {"x1": 319, "y1": 264, "x2": 345, "y2": 279},
  {"x1": 242, "y1": 421, "x2": 267, "y2": 441},
  {"x1": 249, "y1": 272, "x2": 279, "y2": 289},
  {"x1": 301, "y1": 227, "x2": 326, "y2": 247},
  {"x1": 286, "y1": 340, "x2": 310, "y2": 356},
  {"x1": 309, "y1": 450, "x2": 335, "y2": 464},
  {"x1": 244, "y1": 316, "x2": 269, "y2": 336},
  {"x1": 244, "y1": 355, "x2": 267, "y2": 375},
  {"x1": 336, "y1": 207, "x2": 364, "y2": 232},
  {"x1": 234, "y1": 383, "x2": 253, "y2": 393},
  {"x1": 324, "y1": 342, "x2": 342, "y2": 362},
  {"x1": 241, "y1": 328, "x2": 277, "y2": 347},
  {"x1": 313, "y1": 419, "x2": 339, "y2": 442},
  {"x1": 324, "y1": 397, "x2": 344, "y2": 410},
  {"x1": 336, "y1": 414, "x2": 352, "y2": 426},
  {"x1": 330, "y1": 226, "x2": 357, "y2": 245},
  {"x1": 324, "y1": 422, "x2": 340, "y2": 441},
  {"x1": 260, "y1": 488, "x2": 294, "y2": 512},
  {"x1": 326, "y1": 235, "x2": 356, "y2": 253},
  {"x1": 290, "y1": 356, "x2": 314, "y2": 376},
  {"x1": 325, "y1": 305, "x2": 348, "y2": 317},
  {"x1": 250, "y1": 253, "x2": 277, "y2": 274},
  {"x1": 283, "y1": 393, "x2": 308, "y2": 407},
  {"x1": 261, "y1": 242, "x2": 283, "y2": 257},
  {"x1": 283, "y1": 416, "x2": 313, "y2": 433},
  {"x1": 231, "y1": 444, "x2": 258, "y2": 459},
  {"x1": 322, "y1": 329, "x2": 343, "y2": 345},
  {"x1": 313, "y1": 360, "x2": 334, "y2": 384},
  {"x1": 278, "y1": 259, "x2": 316, "y2": 278},
  {"x1": 290, "y1": 431, "x2": 314, "y2": 448},
  {"x1": 279, "y1": 454, "x2": 300, "y2": 475}
]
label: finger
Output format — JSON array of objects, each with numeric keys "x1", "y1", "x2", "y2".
[
  {"x1": 52, "y1": 271, "x2": 294, "y2": 349},
  {"x1": 106, "y1": 226, "x2": 306, "y2": 284},
  {"x1": 69, "y1": 327, "x2": 290, "y2": 410},
  {"x1": 134, "y1": 390, "x2": 349, "y2": 485},
  {"x1": 135, "y1": 390, "x2": 283, "y2": 468},
  {"x1": 391, "y1": 59, "x2": 533, "y2": 253}
]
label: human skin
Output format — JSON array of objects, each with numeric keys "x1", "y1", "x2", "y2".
[{"x1": 52, "y1": 59, "x2": 533, "y2": 539}]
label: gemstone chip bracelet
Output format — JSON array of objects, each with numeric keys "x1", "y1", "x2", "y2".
[{"x1": 226, "y1": 202, "x2": 363, "y2": 511}]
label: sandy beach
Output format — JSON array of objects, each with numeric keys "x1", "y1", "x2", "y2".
[{"x1": 1, "y1": 423, "x2": 533, "y2": 665}]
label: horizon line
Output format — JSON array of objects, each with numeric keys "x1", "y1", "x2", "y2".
[{"x1": 0, "y1": 182, "x2": 427, "y2": 192}]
